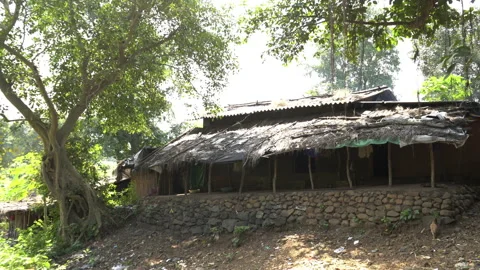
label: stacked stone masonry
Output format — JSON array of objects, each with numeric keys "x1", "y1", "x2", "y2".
[{"x1": 139, "y1": 186, "x2": 477, "y2": 235}]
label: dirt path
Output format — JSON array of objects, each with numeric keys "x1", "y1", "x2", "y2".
[{"x1": 65, "y1": 202, "x2": 480, "y2": 270}]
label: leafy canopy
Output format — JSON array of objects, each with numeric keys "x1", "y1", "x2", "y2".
[
  {"x1": 416, "y1": 8, "x2": 480, "y2": 99},
  {"x1": 419, "y1": 75, "x2": 468, "y2": 101},
  {"x1": 0, "y1": 0, "x2": 235, "y2": 145},
  {"x1": 244, "y1": 0, "x2": 462, "y2": 63}
]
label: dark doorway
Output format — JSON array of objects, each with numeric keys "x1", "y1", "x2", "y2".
[{"x1": 373, "y1": 144, "x2": 388, "y2": 178}]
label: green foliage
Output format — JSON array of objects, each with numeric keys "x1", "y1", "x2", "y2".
[
  {"x1": 416, "y1": 8, "x2": 480, "y2": 99},
  {"x1": 419, "y1": 75, "x2": 469, "y2": 101},
  {"x1": 244, "y1": 1, "x2": 461, "y2": 64},
  {"x1": 0, "y1": 152, "x2": 43, "y2": 201},
  {"x1": 232, "y1": 225, "x2": 250, "y2": 247},
  {"x1": 102, "y1": 183, "x2": 138, "y2": 207},
  {"x1": 399, "y1": 208, "x2": 420, "y2": 222},
  {"x1": 0, "y1": 121, "x2": 42, "y2": 168},
  {"x1": 0, "y1": 220, "x2": 55, "y2": 269}
]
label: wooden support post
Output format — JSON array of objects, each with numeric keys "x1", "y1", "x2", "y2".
[
  {"x1": 168, "y1": 169, "x2": 172, "y2": 195},
  {"x1": 308, "y1": 156, "x2": 315, "y2": 190},
  {"x1": 239, "y1": 165, "x2": 246, "y2": 194},
  {"x1": 346, "y1": 147, "x2": 353, "y2": 188},
  {"x1": 208, "y1": 163, "x2": 213, "y2": 194},
  {"x1": 183, "y1": 166, "x2": 189, "y2": 195},
  {"x1": 388, "y1": 143, "x2": 392, "y2": 187},
  {"x1": 272, "y1": 156, "x2": 278, "y2": 193},
  {"x1": 430, "y1": 144, "x2": 435, "y2": 188}
]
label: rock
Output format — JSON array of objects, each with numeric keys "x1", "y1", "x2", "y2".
[
  {"x1": 256, "y1": 211, "x2": 264, "y2": 219},
  {"x1": 422, "y1": 202, "x2": 432, "y2": 208},
  {"x1": 357, "y1": 213, "x2": 368, "y2": 220},
  {"x1": 346, "y1": 206, "x2": 356, "y2": 213},
  {"x1": 262, "y1": 218, "x2": 275, "y2": 228},
  {"x1": 325, "y1": 206, "x2": 335, "y2": 213},
  {"x1": 222, "y1": 219, "x2": 237, "y2": 233},
  {"x1": 224, "y1": 202, "x2": 232, "y2": 208},
  {"x1": 237, "y1": 211, "x2": 249, "y2": 221},
  {"x1": 386, "y1": 211, "x2": 399, "y2": 217},
  {"x1": 274, "y1": 217, "x2": 287, "y2": 227},
  {"x1": 341, "y1": 220, "x2": 349, "y2": 226},
  {"x1": 210, "y1": 205, "x2": 220, "y2": 212},
  {"x1": 328, "y1": 219, "x2": 340, "y2": 226},
  {"x1": 280, "y1": 209, "x2": 295, "y2": 217},
  {"x1": 440, "y1": 210, "x2": 454, "y2": 216},
  {"x1": 403, "y1": 200, "x2": 413, "y2": 206}
]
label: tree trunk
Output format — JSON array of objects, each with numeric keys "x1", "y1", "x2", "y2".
[
  {"x1": 41, "y1": 144, "x2": 106, "y2": 243},
  {"x1": 328, "y1": 0, "x2": 336, "y2": 87},
  {"x1": 359, "y1": 38, "x2": 365, "y2": 90}
]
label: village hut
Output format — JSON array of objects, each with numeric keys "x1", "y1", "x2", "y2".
[
  {"x1": 135, "y1": 86, "x2": 480, "y2": 197},
  {"x1": 0, "y1": 201, "x2": 42, "y2": 238}
]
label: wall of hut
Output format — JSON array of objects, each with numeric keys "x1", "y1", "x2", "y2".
[
  {"x1": 157, "y1": 139, "x2": 480, "y2": 195},
  {"x1": 139, "y1": 185, "x2": 478, "y2": 235}
]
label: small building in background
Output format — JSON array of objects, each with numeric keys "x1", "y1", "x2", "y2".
[{"x1": 0, "y1": 200, "x2": 42, "y2": 238}]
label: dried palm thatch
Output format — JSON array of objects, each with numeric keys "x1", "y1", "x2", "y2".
[{"x1": 141, "y1": 105, "x2": 472, "y2": 171}]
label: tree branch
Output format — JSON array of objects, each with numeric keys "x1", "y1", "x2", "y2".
[
  {"x1": 1, "y1": 44, "x2": 59, "y2": 133},
  {"x1": 0, "y1": 68, "x2": 48, "y2": 141},
  {"x1": 0, "y1": 0, "x2": 22, "y2": 44},
  {"x1": 67, "y1": 0, "x2": 90, "y2": 90},
  {"x1": 128, "y1": 26, "x2": 181, "y2": 63}
]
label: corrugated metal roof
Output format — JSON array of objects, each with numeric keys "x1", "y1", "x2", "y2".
[{"x1": 204, "y1": 86, "x2": 395, "y2": 119}]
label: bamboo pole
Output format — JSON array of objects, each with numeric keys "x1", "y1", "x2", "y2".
[
  {"x1": 388, "y1": 143, "x2": 392, "y2": 187},
  {"x1": 208, "y1": 163, "x2": 213, "y2": 194},
  {"x1": 272, "y1": 156, "x2": 278, "y2": 193},
  {"x1": 239, "y1": 165, "x2": 246, "y2": 194},
  {"x1": 346, "y1": 147, "x2": 353, "y2": 188},
  {"x1": 168, "y1": 169, "x2": 172, "y2": 195},
  {"x1": 183, "y1": 166, "x2": 189, "y2": 195},
  {"x1": 430, "y1": 144, "x2": 435, "y2": 188},
  {"x1": 308, "y1": 156, "x2": 315, "y2": 190}
]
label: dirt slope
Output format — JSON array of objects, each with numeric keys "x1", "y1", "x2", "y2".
[{"x1": 65, "y1": 202, "x2": 480, "y2": 270}]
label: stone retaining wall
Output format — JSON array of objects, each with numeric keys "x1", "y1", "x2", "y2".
[{"x1": 139, "y1": 186, "x2": 478, "y2": 235}]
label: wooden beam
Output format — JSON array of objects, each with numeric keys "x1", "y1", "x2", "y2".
[
  {"x1": 272, "y1": 156, "x2": 278, "y2": 193},
  {"x1": 388, "y1": 143, "x2": 392, "y2": 187},
  {"x1": 308, "y1": 156, "x2": 315, "y2": 190},
  {"x1": 208, "y1": 163, "x2": 213, "y2": 194},
  {"x1": 168, "y1": 168, "x2": 172, "y2": 195},
  {"x1": 346, "y1": 147, "x2": 353, "y2": 188},
  {"x1": 430, "y1": 144, "x2": 435, "y2": 188},
  {"x1": 239, "y1": 165, "x2": 246, "y2": 194},
  {"x1": 183, "y1": 166, "x2": 188, "y2": 195}
]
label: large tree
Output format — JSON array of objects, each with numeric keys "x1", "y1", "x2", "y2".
[
  {"x1": 416, "y1": 8, "x2": 480, "y2": 99},
  {"x1": 0, "y1": 0, "x2": 235, "y2": 241},
  {"x1": 245, "y1": 0, "x2": 463, "y2": 74},
  {"x1": 310, "y1": 39, "x2": 400, "y2": 92}
]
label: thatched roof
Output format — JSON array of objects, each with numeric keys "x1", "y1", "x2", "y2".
[
  {"x1": 141, "y1": 104, "x2": 474, "y2": 170},
  {"x1": 0, "y1": 200, "x2": 40, "y2": 215}
]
